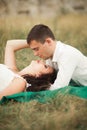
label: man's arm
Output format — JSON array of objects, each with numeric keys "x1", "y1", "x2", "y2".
[{"x1": 4, "y1": 40, "x2": 29, "y2": 72}]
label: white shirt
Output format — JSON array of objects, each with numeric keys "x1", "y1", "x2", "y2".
[
  {"x1": 46, "y1": 41, "x2": 87, "y2": 90},
  {"x1": 0, "y1": 64, "x2": 24, "y2": 92}
]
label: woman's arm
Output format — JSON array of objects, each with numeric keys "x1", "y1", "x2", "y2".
[
  {"x1": 0, "y1": 77, "x2": 26, "y2": 100},
  {"x1": 4, "y1": 40, "x2": 29, "y2": 72}
]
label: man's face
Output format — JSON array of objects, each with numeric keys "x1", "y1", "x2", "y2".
[{"x1": 29, "y1": 39, "x2": 52, "y2": 60}]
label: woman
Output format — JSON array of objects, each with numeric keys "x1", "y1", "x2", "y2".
[{"x1": 0, "y1": 40, "x2": 57, "y2": 99}]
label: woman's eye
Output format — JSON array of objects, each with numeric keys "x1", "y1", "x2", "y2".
[{"x1": 44, "y1": 65, "x2": 48, "y2": 68}]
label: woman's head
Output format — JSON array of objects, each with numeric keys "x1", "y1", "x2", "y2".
[
  {"x1": 22, "y1": 68, "x2": 57, "y2": 91},
  {"x1": 25, "y1": 60, "x2": 55, "y2": 78}
]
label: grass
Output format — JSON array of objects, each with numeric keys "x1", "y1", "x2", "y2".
[
  {"x1": 0, "y1": 13, "x2": 87, "y2": 130},
  {"x1": 0, "y1": 95, "x2": 87, "y2": 130}
]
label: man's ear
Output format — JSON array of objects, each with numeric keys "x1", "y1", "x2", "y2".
[{"x1": 45, "y1": 38, "x2": 52, "y2": 45}]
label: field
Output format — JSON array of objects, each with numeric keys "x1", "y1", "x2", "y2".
[{"x1": 0, "y1": 14, "x2": 87, "y2": 130}]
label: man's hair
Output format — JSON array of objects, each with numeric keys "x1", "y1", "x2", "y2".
[
  {"x1": 27, "y1": 24, "x2": 55, "y2": 44},
  {"x1": 22, "y1": 68, "x2": 57, "y2": 91}
]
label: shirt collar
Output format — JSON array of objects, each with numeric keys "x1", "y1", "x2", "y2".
[{"x1": 52, "y1": 41, "x2": 60, "y2": 62}]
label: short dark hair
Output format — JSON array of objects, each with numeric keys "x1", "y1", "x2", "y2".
[
  {"x1": 27, "y1": 24, "x2": 55, "y2": 44},
  {"x1": 22, "y1": 68, "x2": 57, "y2": 92}
]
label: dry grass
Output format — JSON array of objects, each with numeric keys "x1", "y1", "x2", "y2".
[{"x1": 0, "y1": 95, "x2": 87, "y2": 130}]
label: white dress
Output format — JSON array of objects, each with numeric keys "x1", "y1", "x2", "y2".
[{"x1": 0, "y1": 64, "x2": 22, "y2": 92}]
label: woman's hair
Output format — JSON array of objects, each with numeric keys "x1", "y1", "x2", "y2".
[{"x1": 22, "y1": 68, "x2": 57, "y2": 92}]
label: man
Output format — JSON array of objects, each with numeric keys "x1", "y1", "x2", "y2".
[{"x1": 27, "y1": 24, "x2": 87, "y2": 90}]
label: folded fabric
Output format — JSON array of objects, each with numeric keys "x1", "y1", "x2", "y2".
[{"x1": 0, "y1": 86, "x2": 87, "y2": 104}]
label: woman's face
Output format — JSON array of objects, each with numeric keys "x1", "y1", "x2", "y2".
[{"x1": 29, "y1": 60, "x2": 53, "y2": 76}]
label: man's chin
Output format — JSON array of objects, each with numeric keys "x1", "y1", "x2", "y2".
[{"x1": 43, "y1": 57, "x2": 49, "y2": 60}]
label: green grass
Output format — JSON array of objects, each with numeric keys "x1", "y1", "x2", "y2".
[{"x1": 0, "y1": 14, "x2": 87, "y2": 130}]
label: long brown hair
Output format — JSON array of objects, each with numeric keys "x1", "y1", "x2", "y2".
[{"x1": 22, "y1": 69, "x2": 57, "y2": 92}]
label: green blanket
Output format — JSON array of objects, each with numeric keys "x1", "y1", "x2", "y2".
[{"x1": 0, "y1": 86, "x2": 87, "y2": 104}]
